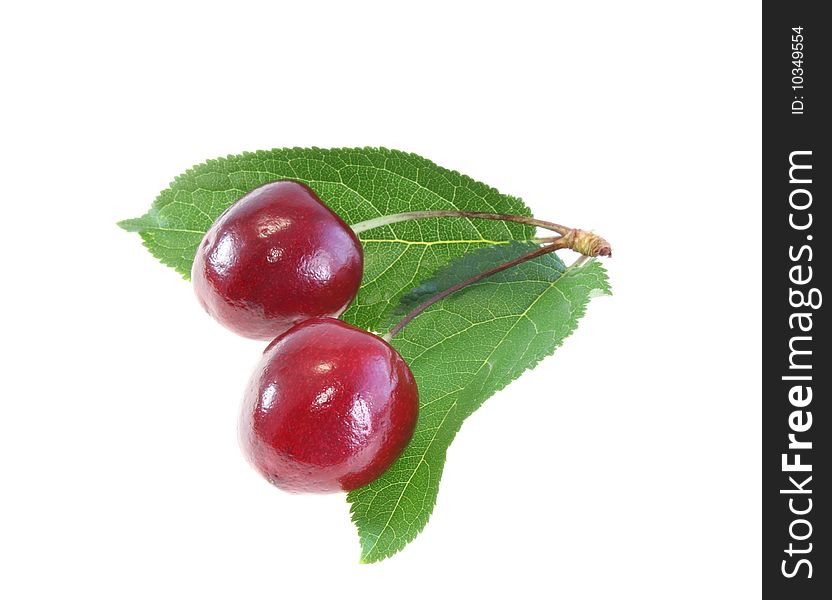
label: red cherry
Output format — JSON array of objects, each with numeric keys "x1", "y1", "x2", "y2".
[
  {"x1": 191, "y1": 181, "x2": 363, "y2": 340},
  {"x1": 239, "y1": 318, "x2": 419, "y2": 493}
]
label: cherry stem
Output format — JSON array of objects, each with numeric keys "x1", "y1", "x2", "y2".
[
  {"x1": 383, "y1": 238, "x2": 572, "y2": 342},
  {"x1": 352, "y1": 210, "x2": 572, "y2": 236},
  {"x1": 351, "y1": 210, "x2": 612, "y2": 258}
]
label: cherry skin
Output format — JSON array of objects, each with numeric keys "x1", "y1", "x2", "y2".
[
  {"x1": 191, "y1": 180, "x2": 363, "y2": 340},
  {"x1": 239, "y1": 318, "x2": 419, "y2": 493}
]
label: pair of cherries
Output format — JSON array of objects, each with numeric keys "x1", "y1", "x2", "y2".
[{"x1": 193, "y1": 181, "x2": 418, "y2": 493}]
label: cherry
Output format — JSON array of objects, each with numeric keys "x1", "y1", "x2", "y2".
[
  {"x1": 192, "y1": 181, "x2": 363, "y2": 340},
  {"x1": 239, "y1": 317, "x2": 419, "y2": 493}
]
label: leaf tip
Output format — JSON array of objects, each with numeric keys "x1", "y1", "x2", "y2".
[
  {"x1": 357, "y1": 544, "x2": 385, "y2": 564},
  {"x1": 117, "y1": 218, "x2": 144, "y2": 233}
]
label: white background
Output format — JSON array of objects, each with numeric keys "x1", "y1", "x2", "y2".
[{"x1": 1, "y1": 1, "x2": 761, "y2": 598}]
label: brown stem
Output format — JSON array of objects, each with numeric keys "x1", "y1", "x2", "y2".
[
  {"x1": 383, "y1": 239, "x2": 572, "y2": 341},
  {"x1": 351, "y1": 210, "x2": 611, "y2": 258}
]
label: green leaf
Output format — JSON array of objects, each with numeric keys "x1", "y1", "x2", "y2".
[
  {"x1": 120, "y1": 147, "x2": 613, "y2": 562},
  {"x1": 118, "y1": 147, "x2": 533, "y2": 331},
  {"x1": 348, "y1": 244, "x2": 611, "y2": 562}
]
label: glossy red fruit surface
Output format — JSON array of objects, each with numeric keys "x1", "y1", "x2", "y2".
[
  {"x1": 239, "y1": 318, "x2": 419, "y2": 493},
  {"x1": 191, "y1": 180, "x2": 363, "y2": 340}
]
